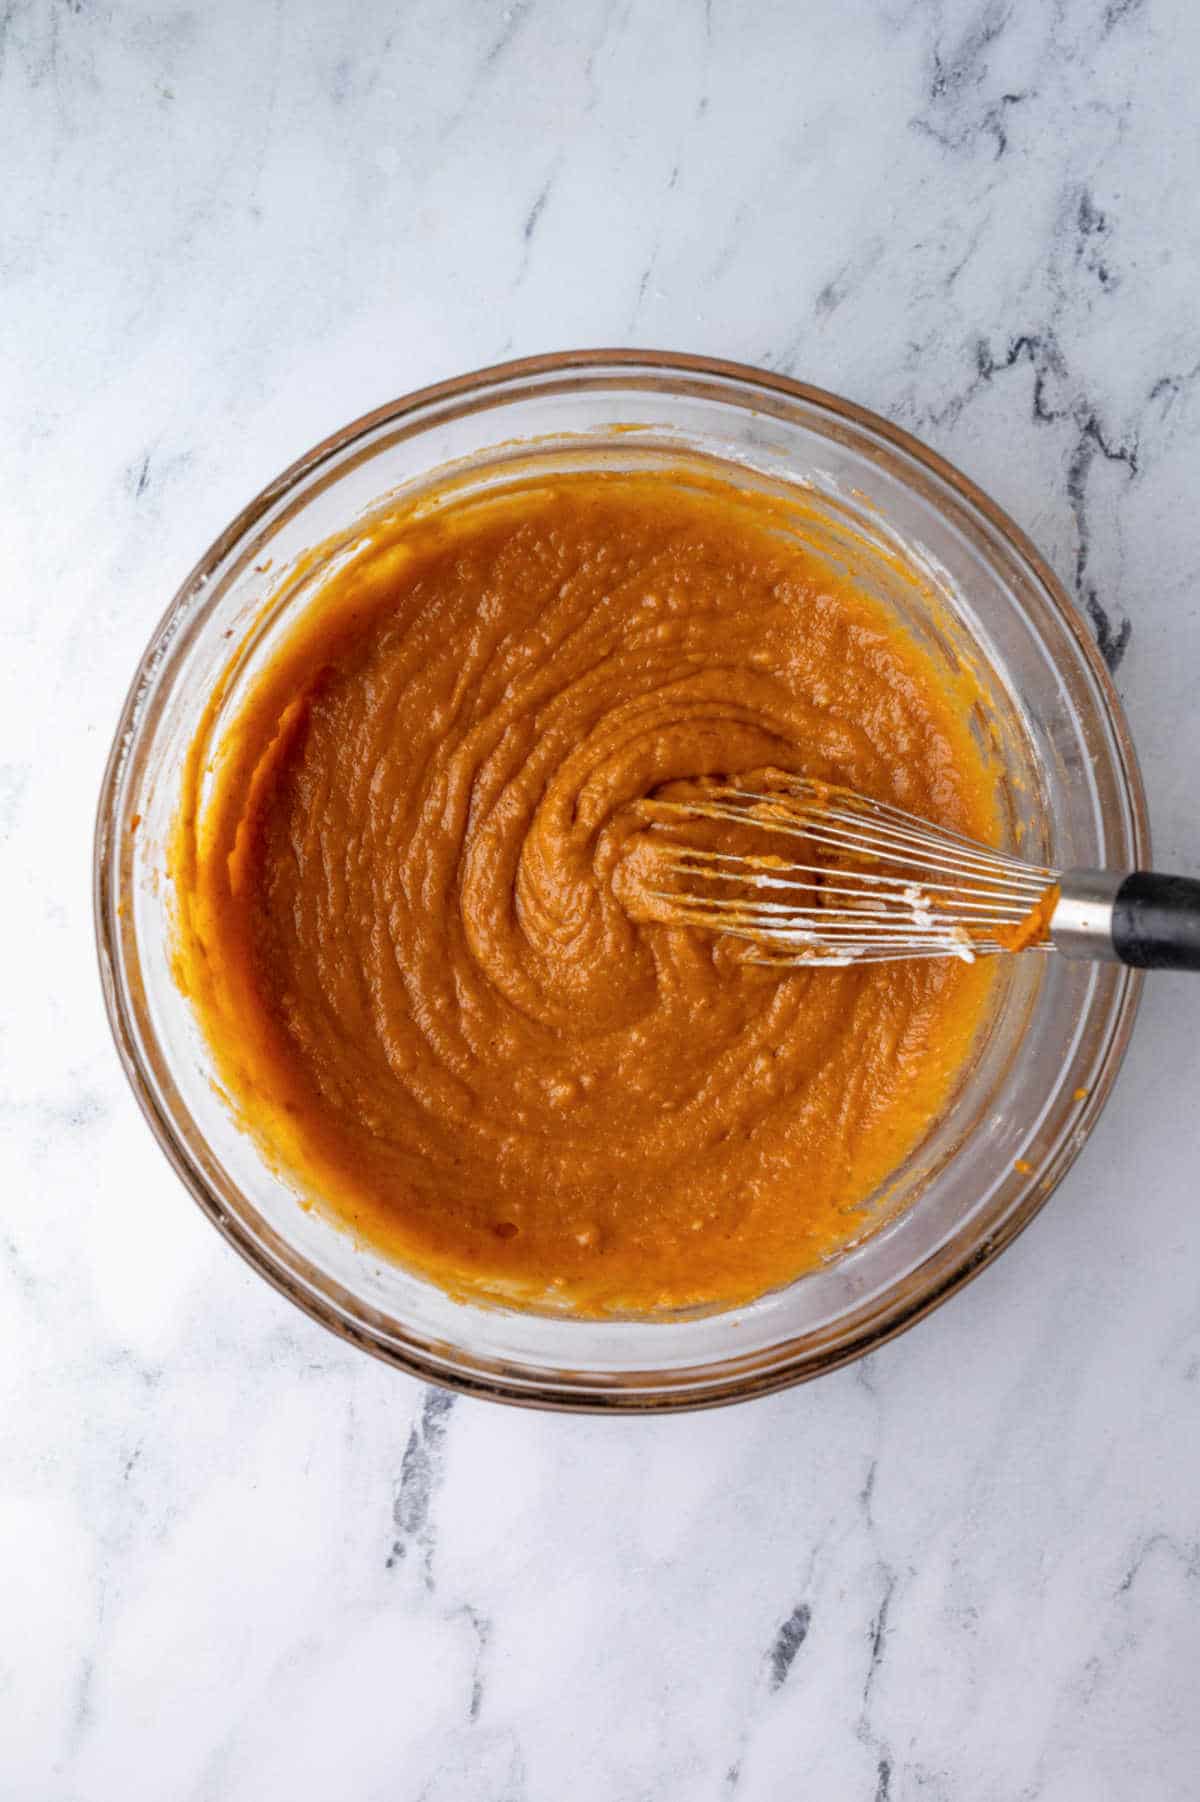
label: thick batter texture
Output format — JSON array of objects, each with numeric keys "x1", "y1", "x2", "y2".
[{"x1": 173, "y1": 470, "x2": 997, "y2": 1314}]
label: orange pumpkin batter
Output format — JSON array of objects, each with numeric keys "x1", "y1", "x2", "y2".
[{"x1": 172, "y1": 469, "x2": 998, "y2": 1314}]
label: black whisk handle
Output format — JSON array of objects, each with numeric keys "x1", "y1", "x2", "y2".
[{"x1": 1112, "y1": 872, "x2": 1200, "y2": 971}]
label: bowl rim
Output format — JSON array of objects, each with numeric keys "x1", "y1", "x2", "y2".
[{"x1": 94, "y1": 348, "x2": 1150, "y2": 1411}]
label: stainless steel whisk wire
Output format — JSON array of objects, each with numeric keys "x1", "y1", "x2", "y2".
[{"x1": 642, "y1": 777, "x2": 1200, "y2": 972}]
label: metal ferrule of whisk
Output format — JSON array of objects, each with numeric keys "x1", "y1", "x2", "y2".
[{"x1": 641, "y1": 777, "x2": 1200, "y2": 973}]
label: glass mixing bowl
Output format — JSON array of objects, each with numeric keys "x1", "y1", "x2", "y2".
[{"x1": 94, "y1": 351, "x2": 1148, "y2": 1411}]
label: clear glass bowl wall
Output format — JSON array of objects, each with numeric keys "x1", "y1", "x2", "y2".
[{"x1": 95, "y1": 353, "x2": 1148, "y2": 1410}]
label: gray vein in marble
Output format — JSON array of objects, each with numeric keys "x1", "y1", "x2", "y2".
[
  {"x1": 121, "y1": 444, "x2": 197, "y2": 508},
  {"x1": 858, "y1": 1457, "x2": 878, "y2": 1523},
  {"x1": 707, "y1": 200, "x2": 753, "y2": 284},
  {"x1": 484, "y1": 0, "x2": 534, "y2": 73},
  {"x1": 440, "y1": 0, "x2": 535, "y2": 142},
  {"x1": 766, "y1": 1601, "x2": 811, "y2": 1690},
  {"x1": 910, "y1": 0, "x2": 1022, "y2": 158},
  {"x1": 523, "y1": 178, "x2": 551, "y2": 248},
  {"x1": 580, "y1": 0, "x2": 625, "y2": 116},
  {"x1": 1074, "y1": 186, "x2": 1116, "y2": 292},
  {"x1": 854, "y1": 1498, "x2": 898, "y2": 1798},
  {"x1": 387, "y1": 1387, "x2": 456, "y2": 1583},
  {"x1": 627, "y1": 175, "x2": 680, "y2": 335},
  {"x1": 70, "y1": 1652, "x2": 96, "y2": 1760},
  {"x1": 912, "y1": 86, "x2": 1027, "y2": 161},
  {"x1": 1067, "y1": 411, "x2": 1138, "y2": 671},
  {"x1": 929, "y1": 0, "x2": 1012, "y2": 101},
  {"x1": 460, "y1": 1602, "x2": 492, "y2": 1723},
  {"x1": 901, "y1": 325, "x2": 1145, "y2": 670},
  {"x1": 517, "y1": 155, "x2": 563, "y2": 285},
  {"x1": 816, "y1": 238, "x2": 886, "y2": 320},
  {"x1": 1115, "y1": 1530, "x2": 1200, "y2": 1596},
  {"x1": 1, "y1": 1228, "x2": 39, "y2": 1300},
  {"x1": 1149, "y1": 360, "x2": 1200, "y2": 419},
  {"x1": 1102, "y1": 0, "x2": 1145, "y2": 31},
  {"x1": 864, "y1": 1572, "x2": 895, "y2": 1707}
]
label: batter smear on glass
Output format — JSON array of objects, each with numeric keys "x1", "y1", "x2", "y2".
[{"x1": 172, "y1": 469, "x2": 998, "y2": 1314}]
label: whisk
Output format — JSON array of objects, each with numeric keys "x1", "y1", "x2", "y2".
[{"x1": 641, "y1": 776, "x2": 1200, "y2": 970}]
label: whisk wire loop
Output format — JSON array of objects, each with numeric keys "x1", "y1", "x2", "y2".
[{"x1": 641, "y1": 776, "x2": 1058, "y2": 967}]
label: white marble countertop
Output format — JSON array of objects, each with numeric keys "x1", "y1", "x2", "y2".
[{"x1": 5, "y1": 1, "x2": 1200, "y2": 1795}]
